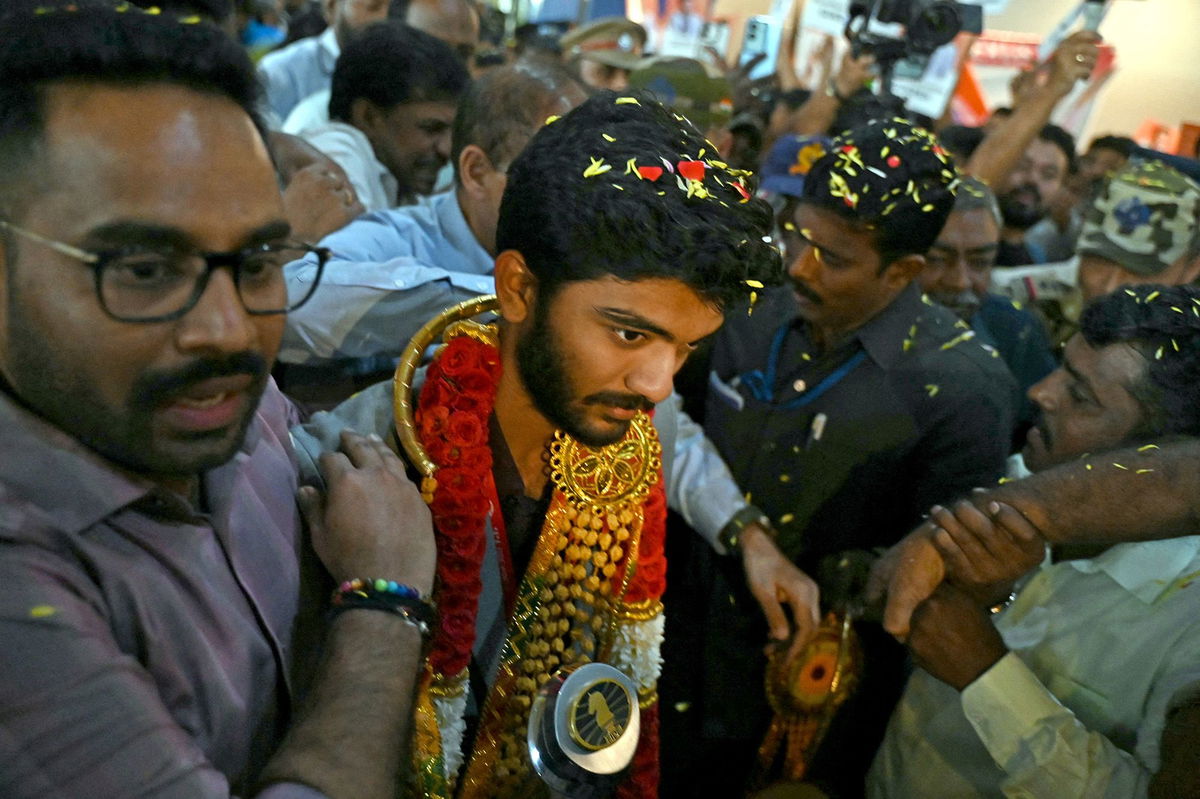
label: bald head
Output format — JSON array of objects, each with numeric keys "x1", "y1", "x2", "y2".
[{"x1": 406, "y1": 0, "x2": 479, "y2": 65}]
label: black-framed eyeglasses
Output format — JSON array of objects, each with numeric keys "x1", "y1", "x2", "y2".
[{"x1": 0, "y1": 219, "x2": 328, "y2": 324}]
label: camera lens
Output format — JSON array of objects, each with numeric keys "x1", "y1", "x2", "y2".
[{"x1": 908, "y1": 1, "x2": 962, "y2": 52}]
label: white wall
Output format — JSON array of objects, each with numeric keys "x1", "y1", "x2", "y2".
[{"x1": 985, "y1": 0, "x2": 1200, "y2": 145}]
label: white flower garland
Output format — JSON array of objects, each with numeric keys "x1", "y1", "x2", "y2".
[
  {"x1": 610, "y1": 611, "x2": 666, "y2": 695},
  {"x1": 432, "y1": 681, "x2": 469, "y2": 781}
]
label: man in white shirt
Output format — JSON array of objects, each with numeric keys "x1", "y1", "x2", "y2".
[
  {"x1": 869, "y1": 283, "x2": 1200, "y2": 798},
  {"x1": 257, "y1": 0, "x2": 393, "y2": 123},
  {"x1": 280, "y1": 0, "x2": 481, "y2": 135},
  {"x1": 297, "y1": 22, "x2": 467, "y2": 212}
]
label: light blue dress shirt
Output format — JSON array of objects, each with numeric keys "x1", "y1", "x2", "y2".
[
  {"x1": 281, "y1": 190, "x2": 495, "y2": 365},
  {"x1": 258, "y1": 28, "x2": 339, "y2": 125}
]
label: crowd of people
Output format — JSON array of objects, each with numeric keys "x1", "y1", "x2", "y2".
[{"x1": 0, "y1": 2, "x2": 1198, "y2": 798}]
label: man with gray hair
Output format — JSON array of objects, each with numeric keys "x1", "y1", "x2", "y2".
[
  {"x1": 918, "y1": 175, "x2": 1057, "y2": 436},
  {"x1": 280, "y1": 61, "x2": 587, "y2": 385}
]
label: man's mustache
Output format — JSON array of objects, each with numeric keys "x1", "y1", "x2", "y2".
[
  {"x1": 583, "y1": 391, "x2": 655, "y2": 412},
  {"x1": 131, "y1": 352, "x2": 269, "y2": 409},
  {"x1": 792, "y1": 278, "x2": 822, "y2": 305}
]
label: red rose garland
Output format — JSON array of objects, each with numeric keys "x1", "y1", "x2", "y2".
[{"x1": 416, "y1": 334, "x2": 503, "y2": 676}]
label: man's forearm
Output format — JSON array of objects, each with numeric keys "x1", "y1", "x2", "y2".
[
  {"x1": 988, "y1": 439, "x2": 1200, "y2": 544},
  {"x1": 965, "y1": 82, "x2": 1068, "y2": 188},
  {"x1": 258, "y1": 610, "x2": 425, "y2": 799}
]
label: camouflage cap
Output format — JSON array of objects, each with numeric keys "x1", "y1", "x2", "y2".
[
  {"x1": 627, "y1": 56, "x2": 733, "y2": 133},
  {"x1": 1077, "y1": 159, "x2": 1200, "y2": 276}
]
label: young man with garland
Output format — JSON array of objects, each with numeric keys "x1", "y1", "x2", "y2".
[{"x1": 292, "y1": 91, "x2": 812, "y2": 797}]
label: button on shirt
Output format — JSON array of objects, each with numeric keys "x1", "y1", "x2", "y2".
[
  {"x1": 281, "y1": 190, "x2": 495, "y2": 365},
  {"x1": 258, "y1": 28, "x2": 339, "y2": 124},
  {"x1": 0, "y1": 383, "x2": 324, "y2": 799},
  {"x1": 299, "y1": 121, "x2": 399, "y2": 214},
  {"x1": 869, "y1": 535, "x2": 1200, "y2": 798}
]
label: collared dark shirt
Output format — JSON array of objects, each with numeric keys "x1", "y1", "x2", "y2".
[
  {"x1": 705, "y1": 283, "x2": 1016, "y2": 567},
  {"x1": 0, "y1": 383, "x2": 323, "y2": 799}
]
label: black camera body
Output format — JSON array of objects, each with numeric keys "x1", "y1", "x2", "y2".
[{"x1": 846, "y1": 0, "x2": 983, "y2": 61}]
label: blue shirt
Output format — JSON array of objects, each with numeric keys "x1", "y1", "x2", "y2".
[
  {"x1": 257, "y1": 28, "x2": 338, "y2": 124},
  {"x1": 972, "y1": 292, "x2": 1058, "y2": 429},
  {"x1": 281, "y1": 190, "x2": 494, "y2": 365}
]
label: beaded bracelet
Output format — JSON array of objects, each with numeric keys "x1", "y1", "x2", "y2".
[
  {"x1": 334, "y1": 577, "x2": 424, "y2": 601},
  {"x1": 330, "y1": 579, "x2": 436, "y2": 638}
]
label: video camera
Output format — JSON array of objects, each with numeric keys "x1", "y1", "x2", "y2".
[
  {"x1": 844, "y1": 0, "x2": 983, "y2": 113},
  {"x1": 846, "y1": 0, "x2": 981, "y2": 61}
]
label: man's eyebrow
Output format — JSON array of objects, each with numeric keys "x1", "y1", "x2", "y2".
[
  {"x1": 795, "y1": 226, "x2": 852, "y2": 262},
  {"x1": 1063, "y1": 354, "x2": 1100, "y2": 402},
  {"x1": 83, "y1": 219, "x2": 292, "y2": 250},
  {"x1": 596, "y1": 307, "x2": 676, "y2": 342}
]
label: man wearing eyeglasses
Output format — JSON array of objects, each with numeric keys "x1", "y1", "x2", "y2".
[{"x1": 0, "y1": 6, "x2": 432, "y2": 799}]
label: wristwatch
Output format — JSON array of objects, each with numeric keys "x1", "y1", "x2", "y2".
[{"x1": 718, "y1": 505, "x2": 772, "y2": 556}]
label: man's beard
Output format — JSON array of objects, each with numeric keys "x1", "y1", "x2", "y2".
[
  {"x1": 998, "y1": 183, "x2": 1046, "y2": 230},
  {"x1": 515, "y1": 299, "x2": 653, "y2": 449},
  {"x1": 5, "y1": 297, "x2": 268, "y2": 479}
]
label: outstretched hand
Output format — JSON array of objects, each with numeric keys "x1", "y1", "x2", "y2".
[{"x1": 740, "y1": 523, "x2": 821, "y2": 662}]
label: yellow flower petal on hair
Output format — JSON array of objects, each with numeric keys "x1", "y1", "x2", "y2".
[
  {"x1": 615, "y1": 97, "x2": 640, "y2": 105},
  {"x1": 602, "y1": 133, "x2": 616, "y2": 142},
  {"x1": 1137, "y1": 469, "x2": 1155, "y2": 475},
  {"x1": 1146, "y1": 290, "x2": 1161, "y2": 302},
  {"x1": 925, "y1": 384, "x2": 940, "y2": 397},
  {"x1": 545, "y1": 115, "x2": 562, "y2": 125},
  {"x1": 1113, "y1": 463, "x2": 1129, "y2": 470},
  {"x1": 1138, "y1": 444, "x2": 1160, "y2": 451},
  {"x1": 744, "y1": 279, "x2": 765, "y2": 288},
  {"x1": 583, "y1": 157, "x2": 612, "y2": 178}
]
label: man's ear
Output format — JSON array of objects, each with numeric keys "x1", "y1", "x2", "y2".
[
  {"x1": 457, "y1": 144, "x2": 496, "y2": 197},
  {"x1": 494, "y1": 250, "x2": 537, "y2": 324},
  {"x1": 349, "y1": 98, "x2": 382, "y2": 139},
  {"x1": 320, "y1": 0, "x2": 338, "y2": 24},
  {"x1": 884, "y1": 253, "x2": 926, "y2": 289}
]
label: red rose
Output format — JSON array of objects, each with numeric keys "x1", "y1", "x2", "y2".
[
  {"x1": 436, "y1": 465, "x2": 483, "y2": 496},
  {"x1": 445, "y1": 410, "x2": 486, "y2": 448},
  {"x1": 424, "y1": 435, "x2": 453, "y2": 465},
  {"x1": 455, "y1": 367, "x2": 496, "y2": 400},
  {"x1": 437, "y1": 492, "x2": 490, "y2": 518},
  {"x1": 456, "y1": 445, "x2": 491, "y2": 473},
  {"x1": 417, "y1": 405, "x2": 450, "y2": 440},
  {"x1": 438, "y1": 340, "x2": 475, "y2": 377}
]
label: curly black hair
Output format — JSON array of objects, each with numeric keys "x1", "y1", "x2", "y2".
[
  {"x1": 800, "y1": 117, "x2": 959, "y2": 268},
  {"x1": 496, "y1": 90, "x2": 783, "y2": 312},
  {"x1": 1081, "y1": 283, "x2": 1200, "y2": 438}
]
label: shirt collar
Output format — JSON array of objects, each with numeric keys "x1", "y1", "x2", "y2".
[
  {"x1": 1069, "y1": 536, "x2": 1200, "y2": 605},
  {"x1": 0, "y1": 385, "x2": 270, "y2": 534},
  {"x1": 317, "y1": 27, "x2": 340, "y2": 72},
  {"x1": 853, "y1": 282, "x2": 929, "y2": 370},
  {"x1": 438, "y1": 190, "x2": 493, "y2": 267},
  {"x1": 0, "y1": 390, "x2": 155, "y2": 533}
]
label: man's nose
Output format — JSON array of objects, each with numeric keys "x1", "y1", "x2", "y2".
[
  {"x1": 174, "y1": 269, "x2": 256, "y2": 355},
  {"x1": 626, "y1": 352, "x2": 676, "y2": 407},
  {"x1": 788, "y1": 245, "x2": 819, "y2": 282}
]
